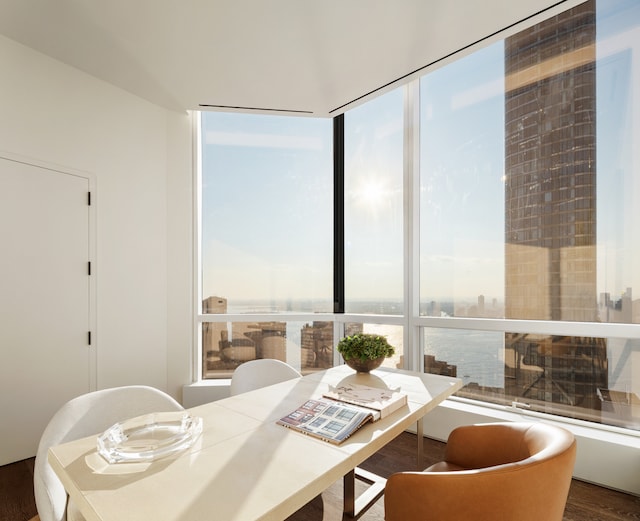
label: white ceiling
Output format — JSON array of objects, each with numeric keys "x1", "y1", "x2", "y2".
[{"x1": 0, "y1": 0, "x2": 566, "y2": 117}]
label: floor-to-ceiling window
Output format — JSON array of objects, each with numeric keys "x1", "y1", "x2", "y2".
[
  {"x1": 419, "y1": 0, "x2": 640, "y2": 431},
  {"x1": 199, "y1": 112, "x2": 334, "y2": 377},
  {"x1": 344, "y1": 87, "x2": 406, "y2": 368},
  {"x1": 197, "y1": 0, "x2": 640, "y2": 433}
]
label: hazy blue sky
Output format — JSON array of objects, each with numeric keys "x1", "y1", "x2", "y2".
[
  {"x1": 420, "y1": 40, "x2": 506, "y2": 303},
  {"x1": 200, "y1": 0, "x2": 639, "y2": 308},
  {"x1": 201, "y1": 113, "x2": 333, "y2": 305}
]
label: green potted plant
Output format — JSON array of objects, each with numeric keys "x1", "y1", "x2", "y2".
[{"x1": 337, "y1": 333, "x2": 395, "y2": 373}]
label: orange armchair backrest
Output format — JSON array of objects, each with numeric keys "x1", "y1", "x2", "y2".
[{"x1": 385, "y1": 422, "x2": 576, "y2": 521}]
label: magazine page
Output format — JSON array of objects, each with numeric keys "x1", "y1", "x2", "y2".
[
  {"x1": 322, "y1": 383, "x2": 408, "y2": 419},
  {"x1": 277, "y1": 398, "x2": 374, "y2": 444}
]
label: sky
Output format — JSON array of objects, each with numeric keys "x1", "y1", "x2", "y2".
[{"x1": 200, "y1": 0, "x2": 640, "y2": 310}]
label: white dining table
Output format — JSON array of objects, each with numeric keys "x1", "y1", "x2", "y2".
[{"x1": 48, "y1": 365, "x2": 462, "y2": 521}]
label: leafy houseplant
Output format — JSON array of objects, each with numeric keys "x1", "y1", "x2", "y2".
[{"x1": 337, "y1": 333, "x2": 395, "y2": 372}]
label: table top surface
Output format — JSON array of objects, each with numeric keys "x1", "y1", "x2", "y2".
[{"x1": 48, "y1": 365, "x2": 462, "y2": 521}]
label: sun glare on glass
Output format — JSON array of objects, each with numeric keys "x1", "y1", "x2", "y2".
[{"x1": 356, "y1": 178, "x2": 388, "y2": 207}]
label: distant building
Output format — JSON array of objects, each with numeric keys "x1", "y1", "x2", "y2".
[
  {"x1": 203, "y1": 296, "x2": 227, "y2": 314},
  {"x1": 599, "y1": 288, "x2": 634, "y2": 323},
  {"x1": 202, "y1": 296, "x2": 228, "y2": 367},
  {"x1": 504, "y1": 333, "x2": 607, "y2": 410},
  {"x1": 503, "y1": 0, "x2": 608, "y2": 411},
  {"x1": 202, "y1": 297, "x2": 336, "y2": 376},
  {"x1": 301, "y1": 321, "x2": 334, "y2": 369},
  {"x1": 424, "y1": 354, "x2": 457, "y2": 377},
  {"x1": 504, "y1": 0, "x2": 597, "y2": 323}
]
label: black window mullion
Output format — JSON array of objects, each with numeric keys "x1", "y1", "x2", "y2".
[{"x1": 333, "y1": 114, "x2": 345, "y2": 314}]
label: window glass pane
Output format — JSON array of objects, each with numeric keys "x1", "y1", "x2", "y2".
[
  {"x1": 200, "y1": 112, "x2": 333, "y2": 314},
  {"x1": 203, "y1": 320, "x2": 334, "y2": 378},
  {"x1": 345, "y1": 88, "x2": 404, "y2": 314},
  {"x1": 419, "y1": 0, "x2": 640, "y2": 324},
  {"x1": 423, "y1": 327, "x2": 639, "y2": 431},
  {"x1": 344, "y1": 323, "x2": 404, "y2": 370},
  {"x1": 420, "y1": 40, "x2": 505, "y2": 318},
  {"x1": 596, "y1": 0, "x2": 640, "y2": 324}
]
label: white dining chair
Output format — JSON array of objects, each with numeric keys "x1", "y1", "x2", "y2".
[
  {"x1": 31, "y1": 385, "x2": 183, "y2": 521},
  {"x1": 229, "y1": 358, "x2": 301, "y2": 396}
]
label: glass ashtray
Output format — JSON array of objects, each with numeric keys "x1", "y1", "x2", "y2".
[{"x1": 97, "y1": 411, "x2": 203, "y2": 464}]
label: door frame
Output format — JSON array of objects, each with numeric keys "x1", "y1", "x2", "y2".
[{"x1": 0, "y1": 149, "x2": 97, "y2": 391}]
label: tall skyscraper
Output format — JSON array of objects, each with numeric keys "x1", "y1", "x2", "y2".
[
  {"x1": 503, "y1": 0, "x2": 607, "y2": 412},
  {"x1": 505, "y1": 0, "x2": 597, "y2": 322}
]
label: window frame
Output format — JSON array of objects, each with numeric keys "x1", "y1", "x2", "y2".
[{"x1": 193, "y1": 2, "x2": 640, "y2": 441}]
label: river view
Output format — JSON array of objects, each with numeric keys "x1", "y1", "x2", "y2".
[{"x1": 365, "y1": 323, "x2": 505, "y2": 389}]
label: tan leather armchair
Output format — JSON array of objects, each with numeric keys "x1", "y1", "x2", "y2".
[{"x1": 385, "y1": 422, "x2": 576, "y2": 521}]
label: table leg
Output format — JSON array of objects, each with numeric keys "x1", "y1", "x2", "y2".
[
  {"x1": 343, "y1": 417, "x2": 425, "y2": 518},
  {"x1": 343, "y1": 467, "x2": 386, "y2": 519},
  {"x1": 344, "y1": 469, "x2": 355, "y2": 517}
]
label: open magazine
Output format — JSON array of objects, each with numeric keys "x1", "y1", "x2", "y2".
[
  {"x1": 277, "y1": 384, "x2": 407, "y2": 444},
  {"x1": 277, "y1": 398, "x2": 378, "y2": 444}
]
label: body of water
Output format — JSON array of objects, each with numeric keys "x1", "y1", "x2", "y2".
[{"x1": 363, "y1": 324, "x2": 505, "y2": 389}]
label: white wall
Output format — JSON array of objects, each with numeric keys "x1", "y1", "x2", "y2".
[
  {"x1": 166, "y1": 111, "x2": 194, "y2": 401},
  {"x1": 0, "y1": 34, "x2": 192, "y2": 397}
]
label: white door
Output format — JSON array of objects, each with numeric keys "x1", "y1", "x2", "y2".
[{"x1": 0, "y1": 156, "x2": 91, "y2": 465}]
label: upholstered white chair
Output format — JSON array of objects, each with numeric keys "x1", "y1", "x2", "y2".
[
  {"x1": 229, "y1": 358, "x2": 301, "y2": 396},
  {"x1": 385, "y1": 421, "x2": 577, "y2": 521},
  {"x1": 32, "y1": 386, "x2": 183, "y2": 521}
]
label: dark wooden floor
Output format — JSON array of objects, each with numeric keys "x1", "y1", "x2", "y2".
[{"x1": 2, "y1": 433, "x2": 638, "y2": 521}]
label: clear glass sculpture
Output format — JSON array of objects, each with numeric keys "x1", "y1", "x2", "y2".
[{"x1": 97, "y1": 412, "x2": 203, "y2": 463}]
